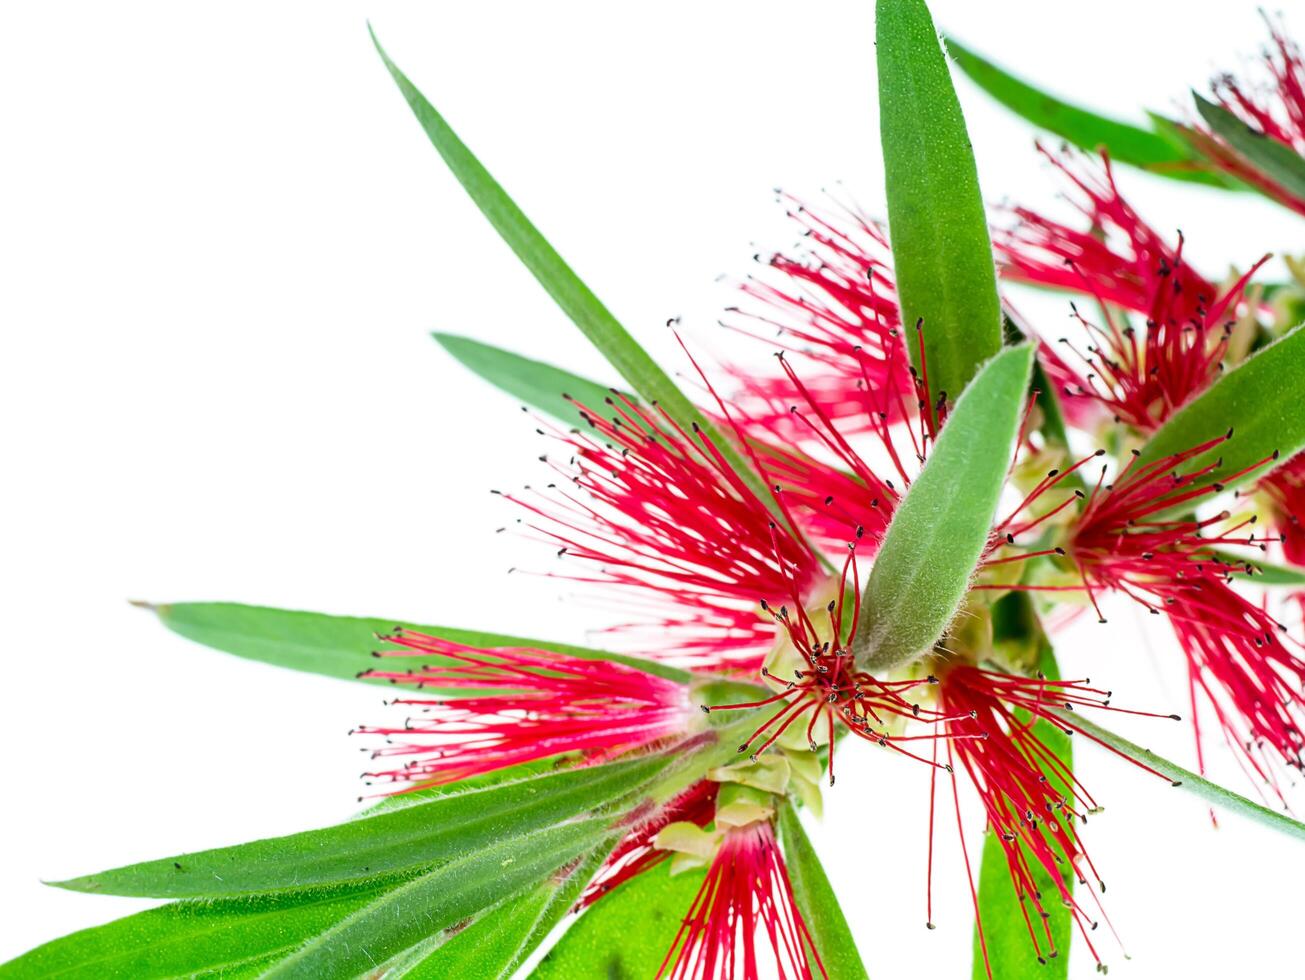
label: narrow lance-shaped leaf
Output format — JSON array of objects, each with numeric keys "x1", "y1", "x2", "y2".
[
  {"x1": 944, "y1": 39, "x2": 1229, "y2": 187},
  {"x1": 854, "y1": 345, "x2": 1035, "y2": 671},
  {"x1": 1137, "y1": 324, "x2": 1305, "y2": 507},
  {"x1": 432, "y1": 332, "x2": 620, "y2": 424},
  {"x1": 0, "y1": 887, "x2": 392, "y2": 980},
  {"x1": 777, "y1": 805, "x2": 871, "y2": 980},
  {"x1": 261, "y1": 818, "x2": 611, "y2": 980},
  {"x1": 1056, "y1": 710, "x2": 1305, "y2": 843},
  {"x1": 877, "y1": 0, "x2": 1002, "y2": 410},
  {"x1": 52, "y1": 756, "x2": 664, "y2": 899},
  {"x1": 395, "y1": 839, "x2": 619, "y2": 979},
  {"x1": 973, "y1": 634, "x2": 1072, "y2": 980},
  {"x1": 370, "y1": 29, "x2": 784, "y2": 523},
  {"x1": 1194, "y1": 93, "x2": 1305, "y2": 202},
  {"x1": 146, "y1": 601, "x2": 690, "y2": 686}
]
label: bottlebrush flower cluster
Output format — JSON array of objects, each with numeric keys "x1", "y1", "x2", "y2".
[{"x1": 339, "y1": 28, "x2": 1305, "y2": 963}]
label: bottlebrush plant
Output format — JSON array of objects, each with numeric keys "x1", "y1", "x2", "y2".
[{"x1": 8, "y1": 2, "x2": 1305, "y2": 978}]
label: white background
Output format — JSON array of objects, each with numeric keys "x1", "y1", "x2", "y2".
[{"x1": 4, "y1": 2, "x2": 1305, "y2": 977}]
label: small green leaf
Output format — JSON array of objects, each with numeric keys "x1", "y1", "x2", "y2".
[
  {"x1": 52, "y1": 757, "x2": 664, "y2": 899},
  {"x1": 1059, "y1": 711, "x2": 1305, "y2": 843},
  {"x1": 944, "y1": 39, "x2": 1228, "y2": 187},
  {"x1": 147, "y1": 601, "x2": 690, "y2": 686},
  {"x1": 777, "y1": 805, "x2": 870, "y2": 980},
  {"x1": 0, "y1": 887, "x2": 389, "y2": 979},
  {"x1": 433, "y1": 332, "x2": 619, "y2": 425},
  {"x1": 532, "y1": 859, "x2": 707, "y2": 980},
  {"x1": 1137, "y1": 325, "x2": 1305, "y2": 504},
  {"x1": 1194, "y1": 94, "x2": 1305, "y2": 202},
  {"x1": 877, "y1": 0, "x2": 1002, "y2": 409},
  {"x1": 973, "y1": 634, "x2": 1071, "y2": 980},
  {"x1": 261, "y1": 818, "x2": 610, "y2": 980},
  {"x1": 370, "y1": 29, "x2": 785, "y2": 525},
  {"x1": 854, "y1": 345, "x2": 1035, "y2": 671}
]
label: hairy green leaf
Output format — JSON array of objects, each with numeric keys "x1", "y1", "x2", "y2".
[
  {"x1": 370, "y1": 29, "x2": 784, "y2": 522},
  {"x1": 777, "y1": 805, "x2": 870, "y2": 980},
  {"x1": 433, "y1": 332, "x2": 619, "y2": 424},
  {"x1": 854, "y1": 345, "x2": 1035, "y2": 671},
  {"x1": 1059, "y1": 712, "x2": 1305, "y2": 842},
  {"x1": 945, "y1": 39, "x2": 1227, "y2": 187},
  {"x1": 395, "y1": 839, "x2": 618, "y2": 979},
  {"x1": 261, "y1": 818, "x2": 609, "y2": 980},
  {"x1": 147, "y1": 601, "x2": 690, "y2": 686},
  {"x1": 53, "y1": 757, "x2": 663, "y2": 899},
  {"x1": 0, "y1": 887, "x2": 388, "y2": 980},
  {"x1": 1137, "y1": 325, "x2": 1305, "y2": 503},
  {"x1": 532, "y1": 859, "x2": 705, "y2": 980},
  {"x1": 1195, "y1": 94, "x2": 1305, "y2": 201},
  {"x1": 878, "y1": 0, "x2": 1001, "y2": 410},
  {"x1": 973, "y1": 638, "x2": 1071, "y2": 979}
]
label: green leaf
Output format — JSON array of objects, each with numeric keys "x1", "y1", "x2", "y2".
[
  {"x1": 973, "y1": 635, "x2": 1071, "y2": 979},
  {"x1": 146, "y1": 601, "x2": 691, "y2": 686},
  {"x1": 854, "y1": 345, "x2": 1035, "y2": 671},
  {"x1": 52, "y1": 756, "x2": 664, "y2": 899},
  {"x1": 1194, "y1": 94, "x2": 1305, "y2": 202},
  {"x1": 370, "y1": 29, "x2": 785, "y2": 525},
  {"x1": 433, "y1": 332, "x2": 619, "y2": 425},
  {"x1": 944, "y1": 39, "x2": 1228, "y2": 187},
  {"x1": 1136, "y1": 325, "x2": 1305, "y2": 503},
  {"x1": 0, "y1": 887, "x2": 389, "y2": 980},
  {"x1": 261, "y1": 818, "x2": 610, "y2": 980},
  {"x1": 395, "y1": 839, "x2": 618, "y2": 979},
  {"x1": 1216, "y1": 551, "x2": 1305, "y2": 586},
  {"x1": 1058, "y1": 711, "x2": 1305, "y2": 843},
  {"x1": 532, "y1": 859, "x2": 706, "y2": 980},
  {"x1": 877, "y1": 0, "x2": 1002, "y2": 410},
  {"x1": 777, "y1": 805, "x2": 870, "y2": 980},
  {"x1": 387, "y1": 886, "x2": 556, "y2": 979}
]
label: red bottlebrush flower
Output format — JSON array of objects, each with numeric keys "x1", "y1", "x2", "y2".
[
  {"x1": 998, "y1": 147, "x2": 1218, "y2": 323},
  {"x1": 580, "y1": 780, "x2": 719, "y2": 908},
  {"x1": 998, "y1": 148, "x2": 1266, "y2": 431},
  {"x1": 355, "y1": 631, "x2": 691, "y2": 791},
  {"x1": 506, "y1": 390, "x2": 830, "y2": 670},
  {"x1": 722, "y1": 193, "x2": 910, "y2": 442},
  {"x1": 1066, "y1": 437, "x2": 1305, "y2": 792},
  {"x1": 1199, "y1": 14, "x2": 1305, "y2": 215},
  {"x1": 931, "y1": 664, "x2": 1177, "y2": 976},
  {"x1": 659, "y1": 819, "x2": 827, "y2": 980},
  {"x1": 1260, "y1": 450, "x2": 1305, "y2": 565}
]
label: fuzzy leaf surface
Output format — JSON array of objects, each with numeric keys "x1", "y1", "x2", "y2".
[
  {"x1": 0, "y1": 887, "x2": 386, "y2": 979},
  {"x1": 854, "y1": 345, "x2": 1034, "y2": 670},
  {"x1": 52, "y1": 757, "x2": 662, "y2": 899},
  {"x1": 260, "y1": 818, "x2": 609, "y2": 980},
  {"x1": 878, "y1": 0, "x2": 1001, "y2": 407}
]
